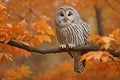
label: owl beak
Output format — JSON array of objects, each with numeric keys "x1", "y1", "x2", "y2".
[{"x1": 63, "y1": 17, "x2": 68, "y2": 22}]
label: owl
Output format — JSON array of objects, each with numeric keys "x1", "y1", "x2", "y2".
[{"x1": 55, "y1": 6, "x2": 90, "y2": 73}]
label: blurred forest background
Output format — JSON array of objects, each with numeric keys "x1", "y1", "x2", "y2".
[{"x1": 0, "y1": 0, "x2": 120, "y2": 80}]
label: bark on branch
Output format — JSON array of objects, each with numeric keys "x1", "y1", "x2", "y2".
[{"x1": 6, "y1": 40, "x2": 120, "y2": 57}]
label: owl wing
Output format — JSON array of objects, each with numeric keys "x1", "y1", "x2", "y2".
[
  {"x1": 56, "y1": 28, "x2": 65, "y2": 44},
  {"x1": 79, "y1": 20, "x2": 90, "y2": 44}
]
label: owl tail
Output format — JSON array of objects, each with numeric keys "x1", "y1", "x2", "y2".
[
  {"x1": 68, "y1": 51, "x2": 86, "y2": 73},
  {"x1": 74, "y1": 57, "x2": 85, "y2": 73}
]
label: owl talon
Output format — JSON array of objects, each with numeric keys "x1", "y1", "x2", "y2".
[
  {"x1": 68, "y1": 44, "x2": 76, "y2": 48},
  {"x1": 60, "y1": 44, "x2": 66, "y2": 49}
]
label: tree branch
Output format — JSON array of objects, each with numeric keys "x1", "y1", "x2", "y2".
[{"x1": 7, "y1": 40, "x2": 120, "y2": 57}]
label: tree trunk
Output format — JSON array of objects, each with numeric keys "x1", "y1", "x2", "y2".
[{"x1": 94, "y1": 5, "x2": 104, "y2": 36}]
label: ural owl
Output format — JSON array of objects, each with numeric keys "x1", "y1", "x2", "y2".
[{"x1": 55, "y1": 6, "x2": 90, "y2": 73}]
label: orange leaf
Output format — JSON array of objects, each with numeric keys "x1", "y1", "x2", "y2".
[
  {"x1": 102, "y1": 36, "x2": 114, "y2": 44},
  {"x1": 34, "y1": 18, "x2": 49, "y2": 34},
  {"x1": 20, "y1": 49, "x2": 31, "y2": 58},
  {"x1": 0, "y1": 26, "x2": 13, "y2": 43},
  {"x1": 47, "y1": 29, "x2": 55, "y2": 36},
  {"x1": 34, "y1": 18, "x2": 55, "y2": 36},
  {"x1": 20, "y1": 65, "x2": 32, "y2": 77},
  {"x1": 80, "y1": 51, "x2": 116, "y2": 62},
  {"x1": 101, "y1": 55, "x2": 109, "y2": 62},
  {"x1": 0, "y1": 52, "x2": 13, "y2": 63},
  {"x1": 43, "y1": 35, "x2": 52, "y2": 43},
  {"x1": 112, "y1": 28, "x2": 120, "y2": 45},
  {"x1": 37, "y1": 34, "x2": 52, "y2": 43},
  {"x1": 30, "y1": 37, "x2": 40, "y2": 46},
  {"x1": 37, "y1": 35, "x2": 44, "y2": 43},
  {"x1": 0, "y1": 3, "x2": 10, "y2": 20},
  {"x1": 102, "y1": 36, "x2": 114, "y2": 50},
  {"x1": 12, "y1": 20, "x2": 27, "y2": 35},
  {"x1": 17, "y1": 32, "x2": 32, "y2": 41}
]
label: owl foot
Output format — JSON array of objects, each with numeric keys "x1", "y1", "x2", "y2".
[
  {"x1": 68, "y1": 44, "x2": 76, "y2": 48},
  {"x1": 60, "y1": 44, "x2": 66, "y2": 49}
]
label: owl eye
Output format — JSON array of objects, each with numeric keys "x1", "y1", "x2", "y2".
[
  {"x1": 60, "y1": 13, "x2": 64, "y2": 17},
  {"x1": 68, "y1": 12, "x2": 72, "y2": 16}
]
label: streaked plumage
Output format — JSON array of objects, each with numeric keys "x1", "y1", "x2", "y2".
[{"x1": 55, "y1": 6, "x2": 90, "y2": 73}]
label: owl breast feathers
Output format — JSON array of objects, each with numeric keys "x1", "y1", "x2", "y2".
[{"x1": 56, "y1": 20, "x2": 89, "y2": 46}]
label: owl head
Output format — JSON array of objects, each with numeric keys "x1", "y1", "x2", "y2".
[{"x1": 55, "y1": 6, "x2": 80, "y2": 28}]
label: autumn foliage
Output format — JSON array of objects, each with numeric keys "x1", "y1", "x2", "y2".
[
  {"x1": 0, "y1": 65, "x2": 31, "y2": 80},
  {"x1": 0, "y1": 0, "x2": 120, "y2": 80},
  {"x1": 33, "y1": 61, "x2": 120, "y2": 80},
  {"x1": 87, "y1": 28, "x2": 120, "y2": 51},
  {"x1": 0, "y1": 2, "x2": 54, "y2": 63}
]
